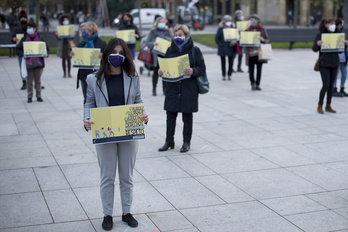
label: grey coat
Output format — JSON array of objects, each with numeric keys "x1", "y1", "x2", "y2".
[
  {"x1": 145, "y1": 28, "x2": 173, "y2": 66},
  {"x1": 84, "y1": 71, "x2": 143, "y2": 120}
]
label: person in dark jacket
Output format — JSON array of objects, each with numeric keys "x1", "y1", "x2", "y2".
[
  {"x1": 245, "y1": 14, "x2": 269, "y2": 91},
  {"x1": 76, "y1": 21, "x2": 106, "y2": 103},
  {"x1": 158, "y1": 24, "x2": 206, "y2": 153},
  {"x1": 233, "y1": 10, "x2": 244, "y2": 72},
  {"x1": 215, "y1": 15, "x2": 236, "y2": 80},
  {"x1": 11, "y1": 10, "x2": 28, "y2": 90},
  {"x1": 56, "y1": 15, "x2": 74, "y2": 78},
  {"x1": 17, "y1": 22, "x2": 49, "y2": 103},
  {"x1": 312, "y1": 18, "x2": 348, "y2": 114},
  {"x1": 118, "y1": 13, "x2": 140, "y2": 60}
]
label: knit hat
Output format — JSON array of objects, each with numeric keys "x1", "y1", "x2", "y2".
[
  {"x1": 222, "y1": 15, "x2": 232, "y2": 23},
  {"x1": 19, "y1": 9, "x2": 27, "y2": 20},
  {"x1": 250, "y1": 14, "x2": 260, "y2": 22}
]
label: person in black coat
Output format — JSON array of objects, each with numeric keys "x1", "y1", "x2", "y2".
[
  {"x1": 158, "y1": 24, "x2": 206, "y2": 153},
  {"x1": 215, "y1": 15, "x2": 236, "y2": 80},
  {"x1": 312, "y1": 18, "x2": 348, "y2": 114},
  {"x1": 118, "y1": 12, "x2": 140, "y2": 60},
  {"x1": 76, "y1": 21, "x2": 106, "y2": 104}
]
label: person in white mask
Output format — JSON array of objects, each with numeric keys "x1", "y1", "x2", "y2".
[
  {"x1": 233, "y1": 10, "x2": 244, "y2": 72},
  {"x1": 215, "y1": 15, "x2": 236, "y2": 80},
  {"x1": 313, "y1": 17, "x2": 348, "y2": 114},
  {"x1": 145, "y1": 17, "x2": 173, "y2": 96}
]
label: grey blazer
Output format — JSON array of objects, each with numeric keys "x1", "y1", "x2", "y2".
[{"x1": 84, "y1": 71, "x2": 143, "y2": 120}]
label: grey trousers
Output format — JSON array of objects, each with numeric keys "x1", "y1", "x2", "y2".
[
  {"x1": 27, "y1": 68, "x2": 43, "y2": 98},
  {"x1": 96, "y1": 141, "x2": 138, "y2": 216}
]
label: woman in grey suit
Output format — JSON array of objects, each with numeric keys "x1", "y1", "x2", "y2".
[{"x1": 83, "y1": 38, "x2": 148, "y2": 231}]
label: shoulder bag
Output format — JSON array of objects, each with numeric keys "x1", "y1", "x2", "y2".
[
  {"x1": 191, "y1": 47, "x2": 209, "y2": 94},
  {"x1": 314, "y1": 53, "x2": 325, "y2": 71}
]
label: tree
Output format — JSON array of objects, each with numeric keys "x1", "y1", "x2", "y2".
[{"x1": 0, "y1": 0, "x2": 26, "y2": 16}]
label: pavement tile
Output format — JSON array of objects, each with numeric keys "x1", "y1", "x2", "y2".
[
  {"x1": 73, "y1": 186, "x2": 102, "y2": 219},
  {"x1": 152, "y1": 177, "x2": 224, "y2": 209},
  {"x1": 285, "y1": 210, "x2": 348, "y2": 232},
  {"x1": 306, "y1": 191, "x2": 348, "y2": 210},
  {"x1": 147, "y1": 210, "x2": 193, "y2": 231},
  {"x1": 0, "y1": 221, "x2": 95, "y2": 232},
  {"x1": 168, "y1": 155, "x2": 216, "y2": 176},
  {"x1": 261, "y1": 195, "x2": 327, "y2": 216},
  {"x1": 34, "y1": 166, "x2": 70, "y2": 191},
  {"x1": 223, "y1": 169, "x2": 324, "y2": 200},
  {"x1": 61, "y1": 163, "x2": 100, "y2": 188},
  {"x1": 0, "y1": 169, "x2": 40, "y2": 194},
  {"x1": 0, "y1": 192, "x2": 53, "y2": 229}
]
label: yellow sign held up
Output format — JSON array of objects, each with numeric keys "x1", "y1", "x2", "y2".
[
  {"x1": 16, "y1": 34, "x2": 24, "y2": 45},
  {"x1": 239, "y1": 31, "x2": 260, "y2": 47},
  {"x1": 223, "y1": 28, "x2": 239, "y2": 41},
  {"x1": 72, "y1": 48, "x2": 101, "y2": 69},
  {"x1": 116, "y1": 30, "x2": 136, "y2": 44},
  {"x1": 158, "y1": 54, "x2": 191, "y2": 82},
  {"x1": 237, "y1": 21, "x2": 251, "y2": 31},
  {"x1": 321, "y1": 33, "x2": 345, "y2": 52},
  {"x1": 23, "y1": 41, "x2": 47, "y2": 57},
  {"x1": 153, "y1": 37, "x2": 172, "y2": 56},
  {"x1": 57, "y1": 25, "x2": 75, "y2": 38},
  {"x1": 90, "y1": 104, "x2": 145, "y2": 144}
]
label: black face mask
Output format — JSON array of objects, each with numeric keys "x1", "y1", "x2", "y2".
[
  {"x1": 20, "y1": 20, "x2": 27, "y2": 25},
  {"x1": 123, "y1": 20, "x2": 129, "y2": 24}
]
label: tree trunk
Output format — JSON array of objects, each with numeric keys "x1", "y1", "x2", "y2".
[
  {"x1": 343, "y1": 0, "x2": 348, "y2": 23},
  {"x1": 293, "y1": 0, "x2": 298, "y2": 29}
]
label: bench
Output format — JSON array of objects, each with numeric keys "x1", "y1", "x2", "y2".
[
  {"x1": 267, "y1": 28, "x2": 348, "y2": 50},
  {"x1": 0, "y1": 31, "x2": 80, "y2": 57}
]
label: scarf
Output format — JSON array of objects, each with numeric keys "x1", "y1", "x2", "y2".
[
  {"x1": 82, "y1": 33, "x2": 98, "y2": 48},
  {"x1": 246, "y1": 24, "x2": 265, "y2": 37},
  {"x1": 25, "y1": 31, "x2": 43, "y2": 66},
  {"x1": 175, "y1": 36, "x2": 191, "y2": 52}
]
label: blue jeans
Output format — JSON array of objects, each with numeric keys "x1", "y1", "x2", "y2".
[
  {"x1": 334, "y1": 62, "x2": 347, "y2": 88},
  {"x1": 17, "y1": 56, "x2": 26, "y2": 81}
]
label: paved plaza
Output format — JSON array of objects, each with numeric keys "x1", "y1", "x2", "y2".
[{"x1": 1, "y1": 47, "x2": 348, "y2": 232}]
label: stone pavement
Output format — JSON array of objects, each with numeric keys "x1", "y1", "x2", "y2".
[{"x1": 1, "y1": 47, "x2": 348, "y2": 232}]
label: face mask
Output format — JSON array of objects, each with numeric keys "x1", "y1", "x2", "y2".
[
  {"x1": 158, "y1": 23, "x2": 165, "y2": 29},
  {"x1": 250, "y1": 20, "x2": 256, "y2": 26},
  {"x1": 20, "y1": 20, "x2": 27, "y2": 25},
  {"x1": 123, "y1": 20, "x2": 129, "y2": 24},
  {"x1": 108, "y1": 54, "x2": 125, "y2": 68},
  {"x1": 174, "y1": 36, "x2": 185, "y2": 45},
  {"x1": 240, "y1": 16, "x2": 244, "y2": 20},
  {"x1": 225, "y1": 22, "x2": 232, "y2": 27},
  {"x1": 81, "y1": 31, "x2": 89, "y2": 38},
  {"x1": 63, "y1": 21, "x2": 69, "y2": 25},
  {"x1": 328, "y1": 24, "x2": 336, "y2": 32},
  {"x1": 27, "y1": 28, "x2": 34, "y2": 35}
]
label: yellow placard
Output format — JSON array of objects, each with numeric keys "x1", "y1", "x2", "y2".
[
  {"x1": 321, "y1": 33, "x2": 345, "y2": 52},
  {"x1": 239, "y1": 31, "x2": 260, "y2": 47},
  {"x1": 153, "y1": 37, "x2": 172, "y2": 56},
  {"x1": 90, "y1": 104, "x2": 145, "y2": 144},
  {"x1": 57, "y1": 25, "x2": 75, "y2": 38},
  {"x1": 23, "y1": 41, "x2": 47, "y2": 57},
  {"x1": 16, "y1": 34, "x2": 24, "y2": 45},
  {"x1": 158, "y1": 54, "x2": 190, "y2": 82},
  {"x1": 116, "y1": 30, "x2": 135, "y2": 44},
  {"x1": 72, "y1": 47, "x2": 101, "y2": 69},
  {"x1": 237, "y1": 21, "x2": 251, "y2": 31},
  {"x1": 223, "y1": 28, "x2": 239, "y2": 41}
]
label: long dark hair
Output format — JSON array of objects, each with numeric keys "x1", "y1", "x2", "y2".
[{"x1": 97, "y1": 38, "x2": 137, "y2": 83}]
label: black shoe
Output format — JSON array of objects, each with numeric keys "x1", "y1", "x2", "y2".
[
  {"x1": 122, "y1": 213, "x2": 138, "y2": 227},
  {"x1": 102, "y1": 215, "x2": 113, "y2": 231},
  {"x1": 333, "y1": 88, "x2": 343, "y2": 97},
  {"x1": 21, "y1": 80, "x2": 26, "y2": 90},
  {"x1": 237, "y1": 68, "x2": 244, "y2": 73},
  {"x1": 251, "y1": 83, "x2": 256, "y2": 91},
  {"x1": 255, "y1": 85, "x2": 262, "y2": 91},
  {"x1": 27, "y1": 98, "x2": 32, "y2": 103},
  {"x1": 152, "y1": 88, "x2": 157, "y2": 96},
  {"x1": 41, "y1": 86, "x2": 45, "y2": 89},
  {"x1": 158, "y1": 141, "x2": 175, "y2": 151},
  {"x1": 340, "y1": 87, "x2": 348, "y2": 97},
  {"x1": 180, "y1": 143, "x2": 190, "y2": 153},
  {"x1": 37, "y1": 97, "x2": 43, "y2": 102}
]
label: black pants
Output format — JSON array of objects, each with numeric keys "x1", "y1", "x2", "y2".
[
  {"x1": 249, "y1": 56, "x2": 263, "y2": 85},
  {"x1": 235, "y1": 53, "x2": 243, "y2": 69},
  {"x1": 319, "y1": 66, "x2": 339, "y2": 105},
  {"x1": 220, "y1": 56, "x2": 234, "y2": 77},
  {"x1": 166, "y1": 111, "x2": 193, "y2": 144},
  {"x1": 152, "y1": 64, "x2": 166, "y2": 92}
]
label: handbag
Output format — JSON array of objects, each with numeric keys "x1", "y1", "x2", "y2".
[
  {"x1": 137, "y1": 46, "x2": 153, "y2": 64},
  {"x1": 235, "y1": 42, "x2": 242, "y2": 55},
  {"x1": 192, "y1": 47, "x2": 209, "y2": 94},
  {"x1": 26, "y1": 57, "x2": 42, "y2": 69},
  {"x1": 258, "y1": 44, "x2": 273, "y2": 61},
  {"x1": 314, "y1": 53, "x2": 325, "y2": 71},
  {"x1": 21, "y1": 57, "x2": 28, "y2": 78}
]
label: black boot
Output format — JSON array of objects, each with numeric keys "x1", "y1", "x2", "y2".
[
  {"x1": 158, "y1": 141, "x2": 175, "y2": 151},
  {"x1": 180, "y1": 143, "x2": 190, "y2": 153},
  {"x1": 340, "y1": 87, "x2": 348, "y2": 97},
  {"x1": 152, "y1": 88, "x2": 157, "y2": 96},
  {"x1": 21, "y1": 80, "x2": 26, "y2": 90},
  {"x1": 333, "y1": 87, "x2": 343, "y2": 97}
]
